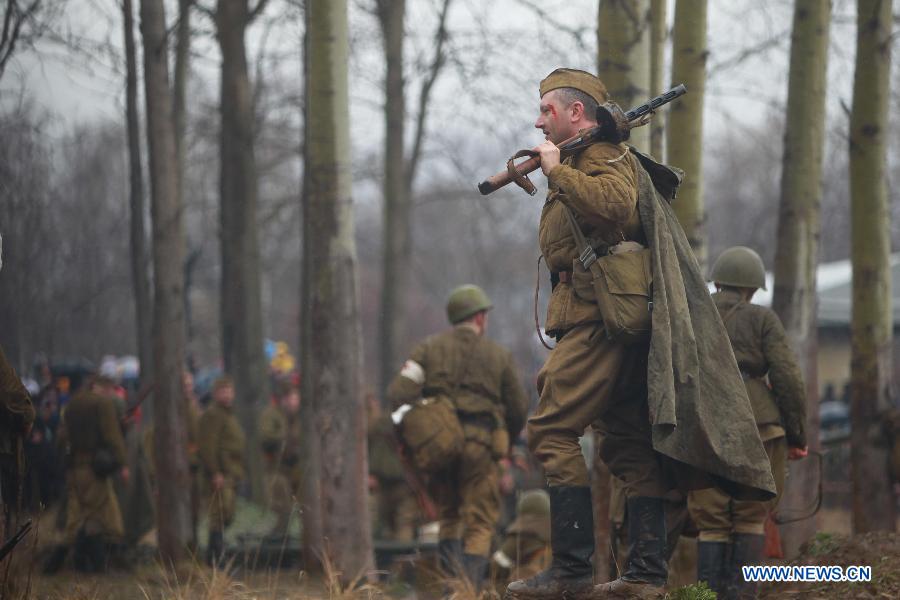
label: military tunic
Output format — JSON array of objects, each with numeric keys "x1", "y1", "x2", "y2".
[
  {"x1": 388, "y1": 323, "x2": 528, "y2": 557},
  {"x1": 198, "y1": 403, "x2": 246, "y2": 532},
  {"x1": 688, "y1": 289, "x2": 807, "y2": 541},
  {"x1": 60, "y1": 390, "x2": 127, "y2": 542},
  {"x1": 258, "y1": 403, "x2": 301, "y2": 533},
  {"x1": 526, "y1": 141, "x2": 665, "y2": 498}
]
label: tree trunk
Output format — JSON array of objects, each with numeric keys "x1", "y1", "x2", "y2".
[
  {"x1": 666, "y1": 0, "x2": 707, "y2": 267},
  {"x1": 139, "y1": 0, "x2": 192, "y2": 565},
  {"x1": 303, "y1": 0, "x2": 374, "y2": 579},
  {"x1": 173, "y1": 0, "x2": 193, "y2": 364},
  {"x1": 597, "y1": 0, "x2": 651, "y2": 151},
  {"x1": 377, "y1": 0, "x2": 408, "y2": 400},
  {"x1": 123, "y1": 0, "x2": 153, "y2": 387},
  {"x1": 648, "y1": 0, "x2": 666, "y2": 160},
  {"x1": 849, "y1": 0, "x2": 895, "y2": 534},
  {"x1": 215, "y1": 0, "x2": 268, "y2": 501},
  {"x1": 770, "y1": 0, "x2": 830, "y2": 557}
]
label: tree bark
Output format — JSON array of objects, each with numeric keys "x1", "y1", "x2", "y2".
[
  {"x1": 849, "y1": 0, "x2": 895, "y2": 534},
  {"x1": 770, "y1": 0, "x2": 830, "y2": 557},
  {"x1": 123, "y1": 0, "x2": 153, "y2": 387},
  {"x1": 666, "y1": 0, "x2": 707, "y2": 267},
  {"x1": 377, "y1": 0, "x2": 408, "y2": 400},
  {"x1": 648, "y1": 0, "x2": 667, "y2": 160},
  {"x1": 303, "y1": 0, "x2": 374, "y2": 579},
  {"x1": 597, "y1": 0, "x2": 651, "y2": 150},
  {"x1": 139, "y1": 0, "x2": 192, "y2": 565},
  {"x1": 215, "y1": 0, "x2": 268, "y2": 501}
]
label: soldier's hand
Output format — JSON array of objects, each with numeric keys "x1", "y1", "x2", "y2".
[
  {"x1": 788, "y1": 446, "x2": 808, "y2": 460},
  {"x1": 534, "y1": 140, "x2": 561, "y2": 176},
  {"x1": 213, "y1": 472, "x2": 225, "y2": 490},
  {"x1": 120, "y1": 466, "x2": 130, "y2": 483}
]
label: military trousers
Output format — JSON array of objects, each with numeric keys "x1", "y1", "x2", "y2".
[
  {"x1": 264, "y1": 462, "x2": 301, "y2": 532},
  {"x1": 372, "y1": 479, "x2": 419, "y2": 542},
  {"x1": 688, "y1": 436, "x2": 787, "y2": 541},
  {"x1": 65, "y1": 463, "x2": 124, "y2": 543},
  {"x1": 528, "y1": 322, "x2": 667, "y2": 497},
  {"x1": 206, "y1": 477, "x2": 237, "y2": 533},
  {"x1": 430, "y1": 439, "x2": 499, "y2": 557}
]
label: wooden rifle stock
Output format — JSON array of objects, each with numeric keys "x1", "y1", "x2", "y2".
[{"x1": 478, "y1": 83, "x2": 687, "y2": 196}]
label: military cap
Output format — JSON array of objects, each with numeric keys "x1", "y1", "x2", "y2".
[
  {"x1": 539, "y1": 68, "x2": 608, "y2": 105},
  {"x1": 710, "y1": 246, "x2": 767, "y2": 290},
  {"x1": 446, "y1": 284, "x2": 493, "y2": 324}
]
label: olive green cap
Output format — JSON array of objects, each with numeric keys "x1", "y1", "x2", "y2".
[
  {"x1": 446, "y1": 284, "x2": 493, "y2": 324},
  {"x1": 539, "y1": 68, "x2": 608, "y2": 104},
  {"x1": 517, "y1": 489, "x2": 550, "y2": 518},
  {"x1": 710, "y1": 246, "x2": 767, "y2": 290}
]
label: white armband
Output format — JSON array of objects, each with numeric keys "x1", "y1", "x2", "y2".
[{"x1": 399, "y1": 360, "x2": 425, "y2": 385}]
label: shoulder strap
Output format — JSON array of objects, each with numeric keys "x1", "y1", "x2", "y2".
[
  {"x1": 562, "y1": 205, "x2": 600, "y2": 270},
  {"x1": 720, "y1": 301, "x2": 744, "y2": 326}
]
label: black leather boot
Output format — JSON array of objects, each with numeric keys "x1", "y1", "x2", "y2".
[
  {"x1": 462, "y1": 553, "x2": 489, "y2": 591},
  {"x1": 505, "y1": 485, "x2": 595, "y2": 599},
  {"x1": 593, "y1": 496, "x2": 667, "y2": 599},
  {"x1": 729, "y1": 533, "x2": 764, "y2": 599},
  {"x1": 697, "y1": 541, "x2": 729, "y2": 596},
  {"x1": 437, "y1": 538, "x2": 464, "y2": 576}
]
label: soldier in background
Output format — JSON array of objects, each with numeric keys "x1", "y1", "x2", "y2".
[
  {"x1": 366, "y1": 391, "x2": 419, "y2": 542},
  {"x1": 48, "y1": 375, "x2": 128, "y2": 573},
  {"x1": 387, "y1": 284, "x2": 528, "y2": 590},
  {"x1": 198, "y1": 375, "x2": 246, "y2": 566},
  {"x1": 491, "y1": 490, "x2": 551, "y2": 586},
  {"x1": 258, "y1": 380, "x2": 302, "y2": 539},
  {"x1": 688, "y1": 247, "x2": 808, "y2": 599}
]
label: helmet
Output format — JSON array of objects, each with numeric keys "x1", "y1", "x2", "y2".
[
  {"x1": 446, "y1": 284, "x2": 493, "y2": 324},
  {"x1": 517, "y1": 489, "x2": 550, "y2": 518},
  {"x1": 709, "y1": 246, "x2": 767, "y2": 290}
]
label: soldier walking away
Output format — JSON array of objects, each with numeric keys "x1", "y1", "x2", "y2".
[
  {"x1": 258, "y1": 380, "x2": 302, "y2": 540},
  {"x1": 45, "y1": 375, "x2": 128, "y2": 573},
  {"x1": 198, "y1": 375, "x2": 246, "y2": 566},
  {"x1": 505, "y1": 69, "x2": 777, "y2": 600},
  {"x1": 688, "y1": 247, "x2": 808, "y2": 599},
  {"x1": 387, "y1": 285, "x2": 528, "y2": 591}
]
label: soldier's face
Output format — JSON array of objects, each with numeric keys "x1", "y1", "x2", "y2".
[
  {"x1": 182, "y1": 372, "x2": 195, "y2": 398},
  {"x1": 215, "y1": 384, "x2": 235, "y2": 407},
  {"x1": 281, "y1": 391, "x2": 300, "y2": 414},
  {"x1": 535, "y1": 90, "x2": 575, "y2": 145}
]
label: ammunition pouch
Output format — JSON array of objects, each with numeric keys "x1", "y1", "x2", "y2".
[
  {"x1": 571, "y1": 235, "x2": 653, "y2": 344},
  {"x1": 458, "y1": 412, "x2": 510, "y2": 460}
]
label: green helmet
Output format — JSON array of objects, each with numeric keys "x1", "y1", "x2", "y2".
[
  {"x1": 517, "y1": 489, "x2": 550, "y2": 518},
  {"x1": 446, "y1": 284, "x2": 493, "y2": 324},
  {"x1": 710, "y1": 246, "x2": 767, "y2": 290}
]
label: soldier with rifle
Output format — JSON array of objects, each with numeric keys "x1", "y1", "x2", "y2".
[
  {"x1": 480, "y1": 69, "x2": 778, "y2": 600},
  {"x1": 387, "y1": 285, "x2": 528, "y2": 591}
]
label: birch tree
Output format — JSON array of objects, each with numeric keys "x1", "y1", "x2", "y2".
[
  {"x1": 770, "y1": 0, "x2": 830, "y2": 556},
  {"x1": 849, "y1": 0, "x2": 895, "y2": 534},
  {"x1": 302, "y1": 0, "x2": 373, "y2": 578},
  {"x1": 667, "y1": 0, "x2": 707, "y2": 266},
  {"x1": 139, "y1": 0, "x2": 192, "y2": 565},
  {"x1": 648, "y1": 0, "x2": 667, "y2": 159},
  {"x1": 597, "y1": 0, "x2": 651, "y2": 150}
]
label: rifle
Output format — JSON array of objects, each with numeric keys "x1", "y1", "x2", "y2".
[
  {"x1": 477, "y1": 84, "x2": 687, "y2": 196},
  {"x1": 0, "y1": 520, "x2": 32, "y2": 563}
]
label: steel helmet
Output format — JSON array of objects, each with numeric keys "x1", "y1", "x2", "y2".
[
  {"x1": 446, "y1": 284, "x2": 493, "y2": 324},
  {"x1": 710, "y1": 246, "x2": 767, "y2": 290},
  {"x1": 517, "y1": 489, "x2": 551, "y2": 518}
]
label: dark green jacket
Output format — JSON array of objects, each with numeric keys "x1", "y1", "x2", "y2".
[
  {"x1": 198, "y1": 403, "x2": 246, "y2": 481},
  {"x1": 62, "y1": 390, "x2": 127, "y2": 466}
]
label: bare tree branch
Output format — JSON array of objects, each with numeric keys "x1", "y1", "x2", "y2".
[
  {"x1": 0, "y1": 0, "x2": 42, "y2": 81},
  {"x1": 248, "y1": 0, "x2": 269, "y2": 21},
  {"x1": 406, "y1": 0, "x2": 453, "y2": 190}
]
